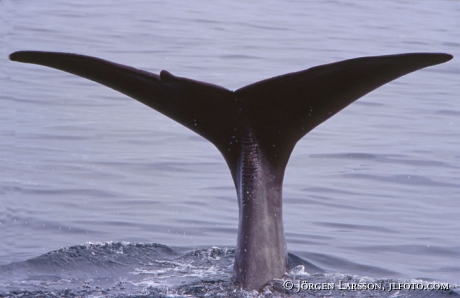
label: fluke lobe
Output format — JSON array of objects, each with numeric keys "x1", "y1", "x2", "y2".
[{"x1": 9, "y1": 51, "x2": 453, "y2": 290}]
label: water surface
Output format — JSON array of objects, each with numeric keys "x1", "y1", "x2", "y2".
[{"x1": 1, "y1": 0, "x2": 459, "y2": 296}]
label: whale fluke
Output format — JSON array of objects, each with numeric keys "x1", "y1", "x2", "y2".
[{"x1": 9, "y1": 51, "x2": 452, "y2": 290}]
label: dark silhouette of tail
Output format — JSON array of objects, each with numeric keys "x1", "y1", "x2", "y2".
[
  {"x1": 9, "y1": 51, "x2": 453, "y2": 290},
  {"x1": 9, "y1": 51, "x2": 452, "y2": 171}
]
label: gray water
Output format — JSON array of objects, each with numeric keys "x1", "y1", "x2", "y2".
[{"x1": 1, "y1": 0, "x2": 459, "y2": 297}]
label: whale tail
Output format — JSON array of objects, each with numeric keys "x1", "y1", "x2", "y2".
[
  {"x1": 9, "y1": 51, "x2": 452, "y2": 290},
  {"x1": 9, "y1": 51, "x2": 452, "y2": 170}
]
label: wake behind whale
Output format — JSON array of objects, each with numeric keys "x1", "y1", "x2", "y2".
[{"x1": 9, "y1": 51, "x2": 453, "y2": 291}]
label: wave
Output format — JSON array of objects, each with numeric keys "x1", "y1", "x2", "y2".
[{"x1": 0, "y1": 242, "x2": 457, "y2": 297}]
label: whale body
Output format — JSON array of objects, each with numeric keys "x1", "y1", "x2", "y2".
[{"x1": 9, "y1": 51, "x2": 452, "y2": 290}]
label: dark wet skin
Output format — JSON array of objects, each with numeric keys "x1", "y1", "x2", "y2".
[{"x1": 9, "y1": 51, "x2": 452, "y2": 290}]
